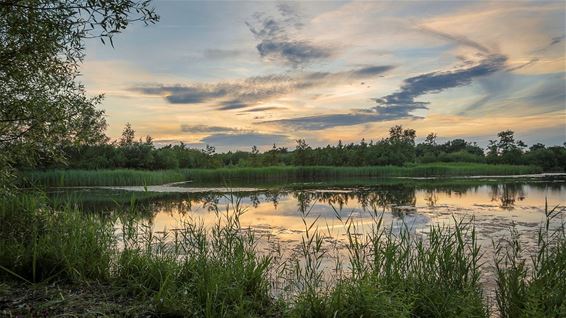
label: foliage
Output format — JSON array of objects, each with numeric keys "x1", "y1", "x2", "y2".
[
  {"x1": 0, "y1": 0, "x2": 159, "y2": 193},
  {"x1": 19, "y1": 125, "x2": 564, "y2": 174}
]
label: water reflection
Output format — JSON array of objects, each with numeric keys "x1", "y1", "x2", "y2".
[
  {"x1": 47, "y1": 181, "x2": 565, "y2": 221},
  {"x1": 489, "y1": 184, "x2": 526, "y2": 209},
  {"x1": 424, "y1": 189, "x2": 438, "y2": 207}
]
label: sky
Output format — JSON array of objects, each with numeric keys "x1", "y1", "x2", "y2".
[{"x1": 82, "y1": 0, "x2": 566, "y2": 151}]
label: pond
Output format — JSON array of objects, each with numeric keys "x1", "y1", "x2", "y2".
[{"x1": 46, "y1": 175, "x2": 566, "y2": 260}]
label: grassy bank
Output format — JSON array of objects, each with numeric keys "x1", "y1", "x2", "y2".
[
  {"x1": 1, "y1": 194, "x2": 563, "y2": 317},
  {"x1": 20, "y1": 163, "x2": 543, "y2": 187}
]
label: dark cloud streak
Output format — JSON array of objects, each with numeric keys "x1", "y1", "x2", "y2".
[{"x1": 266, "y1": 54, "x2": 507, "y2": 130}]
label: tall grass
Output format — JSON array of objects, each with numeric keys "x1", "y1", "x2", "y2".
[
  {"x1": 493, "y1": 203, "x2": 566, "y2": 317},
  {"x1": 20, "y1": 168, "x2": 189, "y2": 187},
  {"x1": 173, "y1": 164, "x2": 542, "y2": 183},
  {"x1": 0, "y1": 194, "x2": 278, "y2": 317},
  {"x1": 289, "y1": 209, "x2": 487, "y2": 317},
  {"x1": 0, "y1": 194, "x2": 114, "y2": 283},
  {"x1": 0, "y1": 193, "x2": 563, "y2": 317},
  {"x1": 21, "y1": 163, "x2": 542, "y2": 187}
]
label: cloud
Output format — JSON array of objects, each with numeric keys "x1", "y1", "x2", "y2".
[
  {"x1": 241, "y1": 106, "x2": 286, "y2": 112},
  {"x1": 254, "y1": 40, "x2": 333, "y2": 67},
  {"x1": 266, "y1": 54, "x2": 507, "y2": 130},
  {"x1": 246, "y1": 5, "x2": 334, "y2": 67},
  {"x1": 417, "y1": 26, "x2": 490, "y2": 53},
  {"x1": 131, "y1": 65, "x2": 393, "y2": 108},
  {"x1": 203, "y1": 49, "x2": 244, "y2": 59},
  {"x1": 263, "y1": 102, "x2": 426, "y2": 130},
  {"x1": 180, "y1": 125, "x2": 241, "y2": 133},
  {"x1": 374, "y1": 54, "x2": 507, "y2": 109},
  {"x1": 201, "y1": 132, "x2": 291, "y2": 146},
  {"x1": 135, "y1": 85, "x2": 229, "y2": 104},
  {"x1": 218, "y1": 100, "x2": 249, "y2": 110}
]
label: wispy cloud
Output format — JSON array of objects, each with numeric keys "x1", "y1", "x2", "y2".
[
  {"x1": 131, "y1": 65, "x2": 393, "y2": 109},
  {"x1": 203, "y1": 49, "x2": 245, "y2": 60},
  {"x1": 266, "y1": 54, "x2": 507, "y2": 130},
  {"x1": 201, "y1": 132, "x2": 291, "y2": 146},
  {"x1": 263, "y1": 111, "x2": 421, "y2": 130},
  {"x1": 180, "y1": 125, "x2": 242, "y2": 133},
  {"x1": 417, "y1": 26, "x2": 490, "y2": 53},
  {"x1": 241, "y1": 106, "x2": 286, "y2": 113},
  {"x1": 246, "y1": 4, "x2": 335, "y2": 67},
  {"x1": 180, "y1": 125, "x2": 291, "y2": 147}
]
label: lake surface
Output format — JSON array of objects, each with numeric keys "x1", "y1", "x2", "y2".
[{"x1": 47, "y1": 175, "x2": 566, "y2": 260}]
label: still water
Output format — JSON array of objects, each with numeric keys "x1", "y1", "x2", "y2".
[{"x1": 49, "y1": 176, "x2": 566, "y2": 255}]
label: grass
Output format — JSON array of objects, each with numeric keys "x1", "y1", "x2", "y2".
[
  {"x1": 20, "y1": 163, "x2": 543, "y2": 187},
  {"x1": 0, "y1": 192, "x2": 563, "y2": 317},
  {"x1": 1, "y1": 194, "x2": 279, "y2": 317},
  {"x1": 20, "y1": 168, "x2": 189, "y2": 187},
  {"x1": 185, "y1": 163, "x2": 542, "y2": 183},
  {"x1": 286, "y1": 205, "x2": 487, "y2": 317},
  {"x1": 493, "y1": 203, "x2": 566, "y2": 317}
]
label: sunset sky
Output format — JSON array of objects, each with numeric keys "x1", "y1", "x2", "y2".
[{"x1": 82, "y1": 0, "x2": 565, "y2": 151}]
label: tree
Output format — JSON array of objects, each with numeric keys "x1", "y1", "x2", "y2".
[
  {"x1": 424, "y1": 133, "x2": 437, "y2": 146},
  {"x1": 488, "y1": 130, "x2": 526, "y2": 164},
  {"x1": 250, "y1": 145, "x2": 260, "y2": 166},
  {"x1": 486, "y1": 139, "x2": 499, "y2": 163},
  {"x1": 529, "y1": 143, "x2": 546, "y2": 151},
  {"x1": 387, "y1": 125, "x2": 416, "y2": 165},
  {"x1": 119, "y1": 123, "x2": 135, "y2": 146},
  {"x1": 204, "y1": 144, "x2": 216, "y2": 156},
  {"x1": 0, "y1": 0, "x2": 159, "y2": 194},
  {"x1": 294, "y1": 139, "x2": 310, "y2": 166},
  {"x1": 497, "y1": 130, "x2": 521, "y2": 153}
]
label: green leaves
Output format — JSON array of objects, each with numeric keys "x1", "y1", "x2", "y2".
[{"x1": 0, "y1": 0, "x2": 159, "y2": 194}]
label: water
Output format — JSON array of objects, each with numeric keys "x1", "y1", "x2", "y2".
[
  {"x1": 48, "y1": 176, "x2": 565, "y2": 254},
  {"x1": 43, "y1": 175, "x2": 566, "y2": 304}
]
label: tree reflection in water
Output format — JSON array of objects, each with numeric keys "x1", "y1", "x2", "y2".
[
  {"x1": 44, "y1": 180, "x2": 566, "y2": 224},
  {"x1": 489, "y1": 184, "x2": 526, "y2": 209}
]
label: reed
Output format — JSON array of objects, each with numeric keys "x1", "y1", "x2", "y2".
[
  {"x1": 493, "y1": 203, "x2": 566, "y2": 317},
  {"x1": 0, "y1": 193, "x2": 563, "y2": 317},
  {"x1": 290, "y1": 210, "x2": 488, "y2": 317},
  {"x1": 20, "y1": 163, "x2": 542, "y2": 187},
  {"x1": 20, "y1": 168, "x2": 189, "y2": 187}
]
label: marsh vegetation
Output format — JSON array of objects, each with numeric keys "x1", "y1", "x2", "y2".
[{"x1": 1, "y1": 191, "x2": 564, "y2": 317}]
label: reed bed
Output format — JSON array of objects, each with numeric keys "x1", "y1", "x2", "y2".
[
  {"x1": 20, "y1": 163, "x2": 542, "y2": 187},
  {"x1": 20, "y1": 168, "x2": 189, "y2": 187},
  {"x1": 0, "y1": 193, "x2": 563, "y2": 317}
]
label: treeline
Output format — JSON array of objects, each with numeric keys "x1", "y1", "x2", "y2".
[{"x1": 28, "y1": 124, "x2": 566, "y2": 171}]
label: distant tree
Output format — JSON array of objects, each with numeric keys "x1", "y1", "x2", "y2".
[
  {"x1": 486, "y1": 130, "x2": 526, "y2": 164},
  {"x1": 386, "y1": 125, "x2": 416, "y2": 164},
  {"x1": 250, "y1": 145, "x2": 260, "y2": 166},
  {"x1": 204, "y1": 144, "x2": 216, "y2": 156},
  {"x1": 251, "y1": 145, "x2": 259, "y2": 155},
  {"x1": 119, "y1": 123, "x2": 135, "y2": 146},
  {"x1": 266, "y1": 144, "x2": 280, "y2": 166},
  {"x1": 425, "y1": 133, "x2": 437, "y2": 146},
  {"x1": 145, "y1": 135, "x2": 153, "y2": 145},
  {"x1": 486, "y1": 139, "x2": 499, "y2": 163},
  {"x1": 529, "y1": 143, "x2": 546, "y2": 151},
  {"x1": 497, "y1": 130, "x2": 522, "y2": 153},
  {"x1": 294, "y1": 139, "x2": 310, "y2": 166}
]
